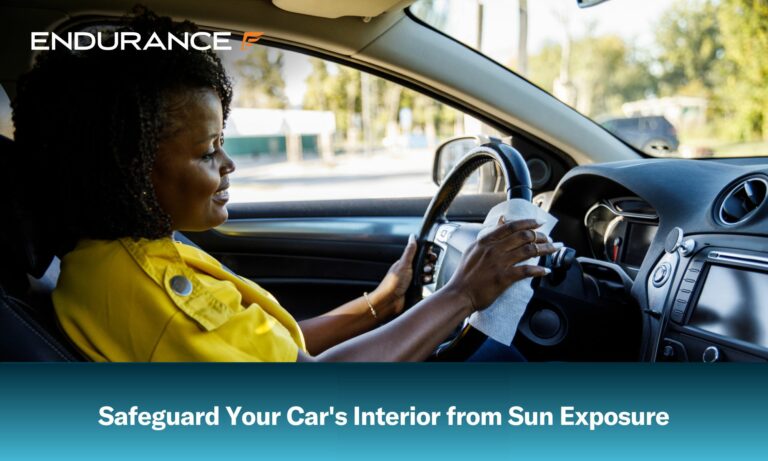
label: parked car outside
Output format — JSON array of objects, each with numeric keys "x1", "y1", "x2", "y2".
[{"x1": 600, "y1": 115, "x2": 680, "y2": 156}]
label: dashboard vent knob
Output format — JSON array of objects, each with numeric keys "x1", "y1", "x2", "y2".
[{"x1": 717, "y1": 176, "x2": 768, "y2": 225}]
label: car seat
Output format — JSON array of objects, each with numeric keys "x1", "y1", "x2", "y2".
[
  {"x1": 0, "y1": 134, "x2": 84, "y2": 360},
  {"x1": 1, "y1": 134, "x2": 211, "y2": 361}
]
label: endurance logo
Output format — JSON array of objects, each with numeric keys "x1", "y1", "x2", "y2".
[
  {"x1": 31, "y1": 31, "x2": 264, "y2": 51},
  {"x1": 240, "y1": 31, "x2": 264, "y2": 49}
]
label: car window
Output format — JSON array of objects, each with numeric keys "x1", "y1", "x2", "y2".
[
  {"x1": 214, "y1": 42, "x2": 501, "y2": 203},
  {"x1": 411, "y1": 0, "x2": 768, "y2": 159},
  {"x1": 0, "y1": 85, "x2": 12, "y2": 139}
]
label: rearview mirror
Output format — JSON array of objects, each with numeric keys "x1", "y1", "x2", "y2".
[{"x1": 577, "y1": 0, "x2": 611, "y2": 8}]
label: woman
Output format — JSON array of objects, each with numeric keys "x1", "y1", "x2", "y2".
[{"x1": 11, "y1": 8, "x2": 555, "y2": 362}]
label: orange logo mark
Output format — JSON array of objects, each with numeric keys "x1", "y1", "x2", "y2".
[{"x1": 241, "y1": 32, "x2": 264, "y2": 50}]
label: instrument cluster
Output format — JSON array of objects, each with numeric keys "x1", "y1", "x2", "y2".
[{"x1": 584, "y1": 197, "x2": 659, "y2": 276}]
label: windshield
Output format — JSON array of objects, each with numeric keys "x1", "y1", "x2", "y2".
[{"x1": 411, "y1": 0, "x2": 768, "y2": 159}]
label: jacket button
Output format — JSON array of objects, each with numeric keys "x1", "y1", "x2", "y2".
[{"x1": 170, "y1": 275, "x2": 193, "y2": 296}]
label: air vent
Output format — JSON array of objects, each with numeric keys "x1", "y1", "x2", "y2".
[{"x1": 718, "y1": 176, "x2": 768, "y2": 225}]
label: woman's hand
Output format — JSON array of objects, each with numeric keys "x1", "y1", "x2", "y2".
[
  {"x1": 443, "y1": 218, "x2": 556, "y2": 312},
  {"x1": 300, "y1": 219, "x2": 557, "y2": 362},
  {"x1": 370, "y1": 234, "x2": 418, "y2": 319}
]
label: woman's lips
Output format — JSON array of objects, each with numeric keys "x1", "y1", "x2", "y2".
[
  {"x1": 213, "y1": 178, "x2": 230, "y2": 204},
  {"x1": 212, "y1": 187, "x2": 229, "y2": 204}
]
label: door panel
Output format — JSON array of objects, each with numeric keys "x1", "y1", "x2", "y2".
[{"x1": 184, "y1": 195, "x2": 502, "y2": 320}]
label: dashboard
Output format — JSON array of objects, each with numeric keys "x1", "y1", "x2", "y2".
[{"x1": 541, "y1": 157, "x2": 768, "y2": 363}]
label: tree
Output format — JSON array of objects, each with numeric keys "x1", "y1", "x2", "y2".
[
  {"x1": 717, "y1": 0, "x2": 768, "y2": 140},
  {"x1": 233, "y1": 47, "x2": 289, "y2": 109},
  {"x1": 654, "y1": 0, "x2": 723, "y2": 96},
  {"x1": 303, "y1": 58, "x2": 330, "y2": 110},
  {"x1": 528, "y1": 35, "x2": 655, "y2": 118},
  {"x1": 527, "y1": 42, "x2": 561, "y2": 95},
  {"x1": 302, "y1": 57, "x2": 461, "y2": 150}
]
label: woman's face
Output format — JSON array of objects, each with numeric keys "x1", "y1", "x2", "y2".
[{"x1": 152, "y1": 88, "x2": 235, "y2": 232}]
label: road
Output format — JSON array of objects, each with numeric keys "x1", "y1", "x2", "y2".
[{"x1": 228, "y1": 148, "x2": 438, "y2": 203}]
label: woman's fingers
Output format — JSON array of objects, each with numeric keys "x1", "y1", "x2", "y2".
[
  {"x1": 400, "y1": 233, "x2": 418, "y2": 263},
  {"x1": 505, "y1": 264, "x2": 551, "y2": 282},
  {"x1": 495, "y1": 230, "x2": 550, "y2": 252},
  {"x1": 479, "y1": 218, "x2": 542, "y2": 244},
  {"x1": 504, "y1": 242, "x2": 559, "y2": 267},
  {"x1": 478, "y1": 219, "x2": 558, "y2": 264}
]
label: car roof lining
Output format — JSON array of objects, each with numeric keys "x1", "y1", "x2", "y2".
[{"x1": 1, "y1": 0, "x2": 413, "y2": 63}]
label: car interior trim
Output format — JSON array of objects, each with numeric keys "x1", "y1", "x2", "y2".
[{"x1": 215, "y1": 217, "x2": 421, "y2": 243}]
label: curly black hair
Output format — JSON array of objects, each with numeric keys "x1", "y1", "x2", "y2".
[{"x1": 12, "y1": 6, "x2": 232, "y2": 241}]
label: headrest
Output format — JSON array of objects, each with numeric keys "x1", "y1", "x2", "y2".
[{"x1": 0, "y1": 135, "x2": 56, "y2": 283}]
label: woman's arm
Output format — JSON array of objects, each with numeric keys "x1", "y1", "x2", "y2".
[
  {"x1": 298, "y1": 235, "x2": 417, "y2": 355},
  {"x1": 297, "y1": 218, "x2": 555, "y2": 362},
  {"x1": 297, "y1": 289, "x2": 402, "y2": 355}
]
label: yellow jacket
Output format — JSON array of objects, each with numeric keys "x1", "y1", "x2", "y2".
[{"x1": 53, "y1": 237, "x2": 306, "y2": 361}]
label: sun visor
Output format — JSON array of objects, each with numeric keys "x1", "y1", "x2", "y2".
[{"x1": 272, "y1": 0, "x2": 409, "y2": 19}]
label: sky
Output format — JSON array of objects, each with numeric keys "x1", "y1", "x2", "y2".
[{"x1": 443, "y1": 0, "x2": 670, "y2": 63}]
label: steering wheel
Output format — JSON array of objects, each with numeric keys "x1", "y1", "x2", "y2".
[{"x1": 404, "y1": 139, "x2": 533, "y2": 359}]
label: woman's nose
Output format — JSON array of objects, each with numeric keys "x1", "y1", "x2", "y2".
[{"x1": 220, "y1": 150, "x2": 236, "y2": 175}]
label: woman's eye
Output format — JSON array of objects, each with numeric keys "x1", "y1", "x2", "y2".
[{"x1": 202, "y1": 149, "x2": 215, "y2": 161}]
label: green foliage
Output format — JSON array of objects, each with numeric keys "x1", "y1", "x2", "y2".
[
  {"x1": 649, "y1": 0, "x2": 768, "y2": 142},
  {"x1": 717, "y1": 0, "x2": 768, "y2": 140},
  {"x1": 304, "y1": 59, "x2": 360, "y2": 138},
  {"x1": 233, "y1": 47, "x2": 289, "y2": 109},
  {"x1": 302, "y1": 57, "x2": 460, "y2": 147},
  {"x1": 528, "y1": 0, "x2": 768, "y2": 146},
  {"x1": 527, "y1": 42, "x2": 560, "y2": 94},
  {"x1": 655, "y1": 0, "x2": 723, "y2": 95},
  {"x1": 528, "y1": 35, "x2": 655, "y2": 118}
]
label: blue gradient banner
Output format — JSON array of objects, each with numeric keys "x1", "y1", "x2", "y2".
[{"x1": 0, "y1": 364, "x2": 765, "y2": 460}]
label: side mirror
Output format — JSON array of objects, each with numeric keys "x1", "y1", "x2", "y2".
[{"x1": 432, "y1": 135, "x2": 504, "y2": 193}]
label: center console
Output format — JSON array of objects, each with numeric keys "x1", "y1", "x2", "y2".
[{"x1": 648, "y1": 234, "x2": 768, "y2": 362}]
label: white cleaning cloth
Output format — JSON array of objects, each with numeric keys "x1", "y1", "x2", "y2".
[{"x1": 468, "y1": 199, "x2": 558, "y2": 346}]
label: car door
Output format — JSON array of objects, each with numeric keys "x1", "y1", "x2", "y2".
[
  {"x1": 183, "y1": 196, "x2": 506, "y2": 320},
  {"x1": 180, "y1": 42, "x2": 567, "y2": 321}
]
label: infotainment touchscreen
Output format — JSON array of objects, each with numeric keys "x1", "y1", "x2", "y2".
[{"x1": 689, "y1": 265, "x2": 768, "y2": 348}]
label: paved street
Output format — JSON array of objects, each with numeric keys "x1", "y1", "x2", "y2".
[{"x1": 228, "y1": 147, "x2": 438, "y2": 203}]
